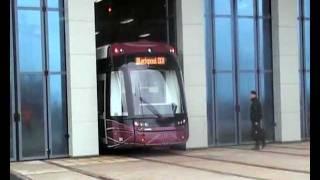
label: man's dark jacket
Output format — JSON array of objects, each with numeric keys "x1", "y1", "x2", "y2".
[{"x1": 250, "y1": 98, "x2": 263, "y2": 123}]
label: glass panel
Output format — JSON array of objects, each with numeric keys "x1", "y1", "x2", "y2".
[
  {"x1": 238, "y1": 18, "x2": 255, "y2": 70},
  {"x1": 17, "y1": 0, "x2": 40, "y2": 7},
  {"x1": 130, "y1": 69, "x2": 182, "y2": 116},
  {"x1": 258, "y1": 0, "x2": 270, "y2": 16},
  {"x1": 259, "y1": 73, "x2": 274, "y2": 140},
  {"x1": 214, "y1": 18, "x2": 233, "y2": 70},
  {"x1": 215, "y1": 73, "x2": 236, "y2": 144},
  {"x1": 305, "y1": 72, "x2": 310, "y2": 137},
  {"x1": 49, "y1": 75, "x2": 68, "y2": 156},
  {"x1": 237, "y1": 0, "x2": 254, "y2": 16},
  {"x1": 304, "y1": 0, "x2": 310, "y2": 18},
  {"x1": 304, "y1": 20, "x2": 310, "y2": 70},
  {"x1": 48, "y1": 0, "x2": 59, "y2": 8},
  {"x1": 259, "y1": 19, "x2": 272, "y2": 70},
  {"x1": 18, "y1": 10, "x2": 43, "y2": 72},
  {"x1": 214, "y1": 0, "x2": 231, "y2": 15},
  {"x1": 48, "y1": 11, "x2": 64, "y2": 72},
  {"x1": 239, "y1": 73, "x2": 256, "y2": 142},
  {"x1": 110, "y1": 71, "x2": 128, "y2": 116},
  {"x1": 10, "y1": 1, "x2": 15, "y2": 160},
  {"x1": 20, "y1": 74, "x2": 46, "y2": 158}
]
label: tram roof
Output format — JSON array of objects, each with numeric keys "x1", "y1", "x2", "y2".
[{"x1": 96, "y1": 40, "x2": 176, "y2": 60}]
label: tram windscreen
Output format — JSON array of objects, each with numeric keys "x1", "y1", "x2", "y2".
[{"x1": 129, "y1": 56, "x2": 183, "y2": 117}]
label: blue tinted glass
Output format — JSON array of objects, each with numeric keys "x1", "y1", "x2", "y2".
[
  {"x1": 18, "y1": 10, "x2": 43, "y2": 72},
  {"x1": 305, "y1": 72, "x2": 310, "y2": 136},
  {"x1": 214, "y1": 0, "x2": 231, "y2": 15},
  {"x1": 259, "y1": 19, "x2": 272, "y2": 70},
  {"x1": 259, "y1": 72, "x2": 274, "y2": 140},
  {"x1": 17, "y1": 0, "x2": 40, "y2": 7},
  {"x1": 48, "y1": 0, "x2": 59, "y2": 8},
  {"x1": 237, "y1": 0, "x2": 254, "y2": 16},
  {"x1": 238, "y1": 18, "x2": 255, "y2": 70},
  {"x1": 20, "y1": 74, "x2": 46, "y2": 158},
  {"x1": 304, "y1": 20, "x2": 310, "y2": 70},
  {"x1": 304, "y1": 0, "x2": 310, "y2": 18},
  {"x1": 258, "y1": 0, "x2": 270, "y2": 16},
  {"x1": 305, "y1": 72, "x2": 310, "y2": 105},
  {"x1": 49, "y1": 75, "x2": 68, "y2": 155},
  {"x1": 239, "y1": 73, "x2": 256, "y2": 142},
  {"x1": 214, "y1": 18, "x2": 233, "y2": 70},
  {"x1": 215, "y1": 73, "x2": 236, "y2": 144},
  {"x1": 48, "y1": 11, "x2": 63, "y2": 71}
]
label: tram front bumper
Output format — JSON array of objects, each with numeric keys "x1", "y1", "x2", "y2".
[{"x1": 134, "y1": 127, "x2": 188, "y2": 146}]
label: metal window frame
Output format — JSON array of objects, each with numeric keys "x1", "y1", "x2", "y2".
[
  {"x1": 14, "y1": 0, "x2": 49, "y2": 161},
  {"x1": 298, "y1": 0, "x2": 310, "y2": 140},
  {"x1": 206, "y1": 0, "x2": 275, "y2": 146},
  {"x1": 44, "y1": 0, "x2": 69, "y2": 159},
  {"x1": 11, "y1": 0, "x2": 68, "y2": 161},
  {"x1": 10, "y1": 0, "x2": 17, "y2": 162}
]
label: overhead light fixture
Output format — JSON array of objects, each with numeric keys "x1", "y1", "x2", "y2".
[
  {"x1": 94, "y1": 0, "x2": 103, "y2": 3},
  {"x1": 139, "y1": 33, "x2": 151, "y2": 38},
  {"x1": 120, "y1": 18, "x2": 134, "y2": 24}
]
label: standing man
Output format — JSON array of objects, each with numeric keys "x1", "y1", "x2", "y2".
[{"x1": 250, "y1": 90, "x2": 266, "y2": 150}]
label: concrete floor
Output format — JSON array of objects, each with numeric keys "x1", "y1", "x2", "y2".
[{"x1": 10, "y1": 142, "x2": 310, "y2": 180}]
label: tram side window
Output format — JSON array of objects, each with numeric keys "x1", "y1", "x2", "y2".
[
  {"x1": 110, "y1": 71, "x2": 128, "y2": 116},
  {"x1": 165, "y1": 71, "x2": 182, "y2": 113}
]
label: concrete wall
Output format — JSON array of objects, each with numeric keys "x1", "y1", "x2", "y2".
[
  {"x1": 179, "y1": 0, "x2": 208, "y2": 148},
  {"x1": 65, "y1": 0, "x2": 99, "y2": 157},
  {"x1": 272, "y1": 0, "x2": 301, "y2": 142}
]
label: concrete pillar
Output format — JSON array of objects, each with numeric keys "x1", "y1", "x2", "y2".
[
  {"x1": 272, "y1": 0, "x2": 301, "y2": 142},
  {"x1": 64, "y1": 0, "x2": 99, "y2": 156},
  {"x1": 179, "y1": 0, "x2": 208, "y2": 148}
]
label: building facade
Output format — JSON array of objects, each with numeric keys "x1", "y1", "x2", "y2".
[{"x1": 10, "y1": 0, "x2": 310, "y2": 161}]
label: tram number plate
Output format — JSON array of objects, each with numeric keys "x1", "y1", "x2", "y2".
[{"x1": 135, "y1": 57, "x2": 166, "y2": 65}]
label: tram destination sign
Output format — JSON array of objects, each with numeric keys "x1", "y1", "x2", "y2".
[{"x1": 135, "y1": 57, "x2": 166, "y2": 65}]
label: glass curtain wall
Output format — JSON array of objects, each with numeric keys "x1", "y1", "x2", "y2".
[
  {"x1": 299, "y1": 0, "x2": 310, "y2": 139},
  {"x1": 206, "y1": 0, "x2": 274, "y2": 145},
  {"x1": 11, "y1": 0, "x2": 68, "y2": 161}
]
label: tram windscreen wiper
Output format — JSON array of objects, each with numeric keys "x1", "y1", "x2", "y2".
[{"x1": 139, "y1": 97, "x2": 162, "y2": 118}]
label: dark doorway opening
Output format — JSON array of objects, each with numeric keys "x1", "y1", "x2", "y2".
[{"x1": 95, "y1": 0, "x2": 177, "y2": 47}]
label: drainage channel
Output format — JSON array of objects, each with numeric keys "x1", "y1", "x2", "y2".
[
  {"x1": 44, "y1": 161, "x2": 115, "y2": 180},
  {"x1": 267, "y1": 145, "x2": 310, "y2": 150},
  {"x1": 227, "y1": 147, "x2": 309, "y2": 157},
  {"x1": 126, "y1": 154, "x2": 267, "y2": 180},
  {"x1": 170, "y1": 152, "x2": 309, "y2": 174}
]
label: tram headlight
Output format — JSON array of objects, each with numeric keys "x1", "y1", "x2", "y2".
[
  {"x1": 177, "y1": 119, "x2": 187, "y2": 126},
  {"x1": 140, "y1": 122, "x2": 144, "y2": 127},
  {"x1": 144, "y1": 122, "x2": 149, "y2": 127},
  {"x1": 134, "y1": 121, "x2": 139, "y2": 127}
]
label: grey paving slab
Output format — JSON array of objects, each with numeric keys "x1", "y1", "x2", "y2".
[
  {"x1": 178, "y1": 147, "x2": 309, "y2": 172},
  {"x1": 141, "y1": 154, "x2": 309, "y2": 180},
  {"x1": 72, "y1": 160, "x2": 250, "y2": 180},
  {"x1": 10, "y1": 142, "x2": 310, "y2": 180},
  {"x1": 26, "y1": 171, "x2": 98, "y2": 180},
  {"x1": 10, "y1": 161, "x2": 97, "y2": 180}
]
